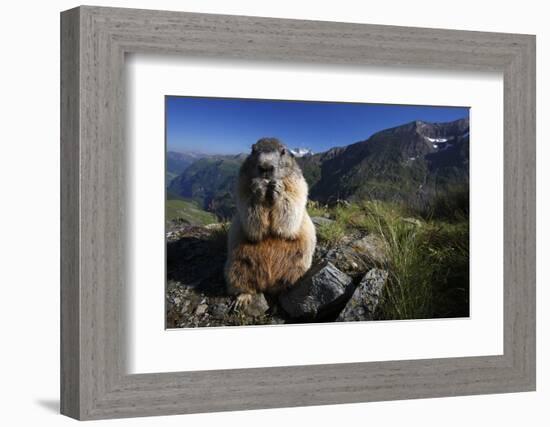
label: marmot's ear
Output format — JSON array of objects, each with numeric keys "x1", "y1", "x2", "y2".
[{"x1": 281, "y1": 147, "x2": 286, "y2": 156}]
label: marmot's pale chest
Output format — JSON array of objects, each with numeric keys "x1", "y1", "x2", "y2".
[{"x1": 224, "y1": 138, "x2": 316, "y2": 308}]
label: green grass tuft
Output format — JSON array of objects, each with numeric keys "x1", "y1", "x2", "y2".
[
  {"x1": 307, "y1": 200, "x2": 330, "y2": 218},
  {"x1": 316, "y1": 221, "x2": 347, "y2": 244}
]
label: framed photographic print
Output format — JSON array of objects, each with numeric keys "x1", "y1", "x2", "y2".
[
  {"x1": 61, "y1": 5, "x2": 536, "y2": 420},
  {"x1": 164, "y1": 96, "x2": 471, "y2": 329}
]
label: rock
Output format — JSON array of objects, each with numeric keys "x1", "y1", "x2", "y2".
[
  {"x1": 204, "y1": 222, "x2": 228, "y2": 231},
  {"x1": 311, "y1": 216, "x2": 335, "y2": 227},
  {"x1": 337, "y1": 268, "x2": 388, "y2": 322},
  {"x1": 166, "y1": 225, "x2": 227, "y2": 296},
  {"x1": 321, "y1": 234, "x2": 386, "y2": 275},
  {"x1": 195, "y1": 304, "x2": 208, "y2": 316},
  {"x1": 351, "y1": 234, "x2": 387, "y2": 264},
  {"x1": 279, "y1": 262, "x2": 354, "y2": 320},
  {"x1": 166, "y1": 275, "x2": 278, "y2": 328},
  {"x1": 210, "y1": 302, "x2": 230, "y2": 318}
]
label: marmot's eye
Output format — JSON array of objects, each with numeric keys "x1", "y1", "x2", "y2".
[{"x1": 280, "y1": 148, "x2": 286, "y2": 155}]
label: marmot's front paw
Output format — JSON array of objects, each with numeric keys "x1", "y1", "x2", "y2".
[
  {"x1": 251, "y1": 178, "x2": 269, "y2": 200},
  {"x1": 267, "y1": 180, "x2": 284, "y2": 203},
  {"x1": 270, "y1": 180, "x2": 284, "y2": 197}
]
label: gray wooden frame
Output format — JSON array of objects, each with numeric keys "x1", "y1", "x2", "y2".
[{"x1": 60, "y1": 5, "x2": 536, "y2": 420}]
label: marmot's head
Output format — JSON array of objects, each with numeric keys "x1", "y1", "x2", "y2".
[{"x1": 243, "y1": 138, "x2": 301, "y2": 181}]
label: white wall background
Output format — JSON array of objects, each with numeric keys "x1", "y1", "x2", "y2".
[{"x1": 0, "y1": 0, "x2": 546, "y2": 425}]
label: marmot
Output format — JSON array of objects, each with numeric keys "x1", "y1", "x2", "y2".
[{"x1": 224, "y1": 138, "x2": 316, "y2": 308}]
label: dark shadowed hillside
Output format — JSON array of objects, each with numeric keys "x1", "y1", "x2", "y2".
[{"x1": 299, "y1": 118, "x2": 469, "y2": 207}]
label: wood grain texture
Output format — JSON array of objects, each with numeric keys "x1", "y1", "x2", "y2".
[
  {"x1": 60, "y1": 5, "x2": 536, "y2": 420},
  {"x1": 60, "y1": 7, "x2": 80, "y2": 419}
]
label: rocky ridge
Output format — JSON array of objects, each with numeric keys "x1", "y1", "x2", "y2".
[{"x1": 166, "y1": 219, "x2": 389, "y2": 328}]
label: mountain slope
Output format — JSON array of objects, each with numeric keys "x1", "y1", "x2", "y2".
[
  {"x1": 166, "y1": 151, "x2": 209, "y2": 186},
  {"x1": 307, "y1": 118, "x2": 469, "y2": 204},
  {"x1": 166, "y1": 191, "x2": 218, "y2": 225},
  {"x1": 167, "y1": 154, "x2": 245, "y2": 219}
]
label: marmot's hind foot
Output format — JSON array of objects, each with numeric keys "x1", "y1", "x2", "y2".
[{"x1": 232, "y1": 293, "x2": 254, "y2": 312}]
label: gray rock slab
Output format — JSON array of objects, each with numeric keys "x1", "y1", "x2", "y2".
[
  {"x1": 337, "y1": 268, "x2": 388, "y2": 322},
  {"x1": 279, "y1": 261, "x2": 354, "y2": 320}
]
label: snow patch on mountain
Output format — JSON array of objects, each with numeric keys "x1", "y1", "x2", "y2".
[
  {"x1": 290, "y1": 147, "x2": 314, "y2": 157},
  {"x1": 426, "y1": 137, "x2": 449, "y2": 143}
]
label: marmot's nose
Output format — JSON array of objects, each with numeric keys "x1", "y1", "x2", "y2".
[{"x1": 258, "y1": 164, "x2": 274, "y2": 175}]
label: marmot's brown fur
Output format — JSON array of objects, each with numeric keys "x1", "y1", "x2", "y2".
[{"x1": 224, "y1": 138, "x2": 316, "y2": 308}]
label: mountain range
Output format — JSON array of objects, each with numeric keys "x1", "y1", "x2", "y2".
[
  {"x1": 167, "y1": 118, "x2": 469, "y2": 220},
  {"x1": 166, "y1": 151, "x2": 210, "y2": 184}
]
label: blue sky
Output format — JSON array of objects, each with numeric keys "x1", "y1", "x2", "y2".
[{"x1": 166, "y1": 96, "x2": 469, "y2": 154}]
